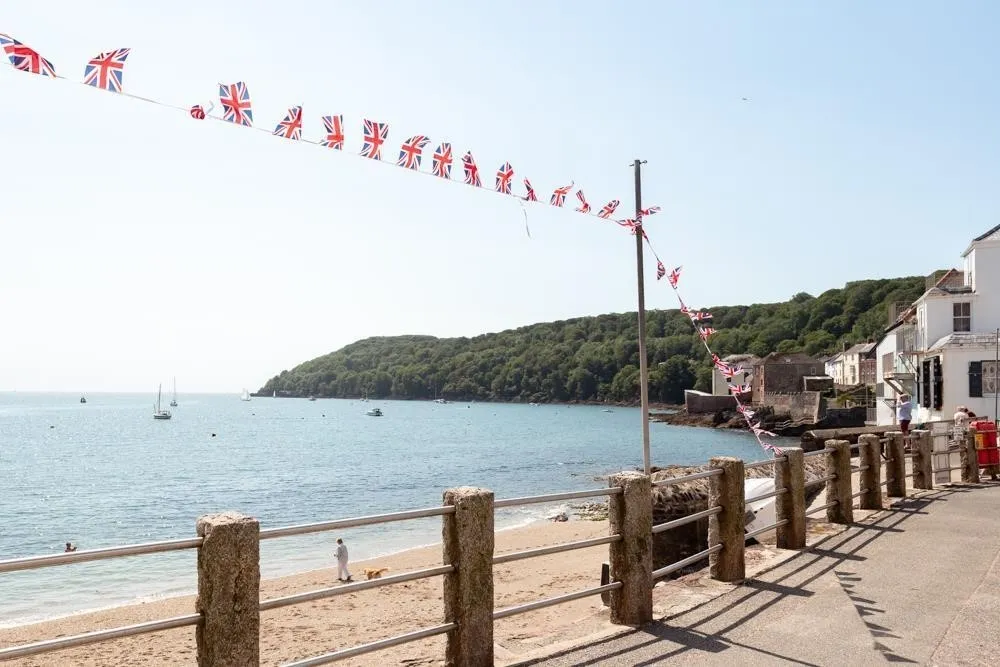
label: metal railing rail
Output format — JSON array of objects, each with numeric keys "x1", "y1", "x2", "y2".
[
  {"x1": 493, "y1": 535, "x2": 621, "y2": 565},
  {"x1": 745, "y1": 488, "x2": 787, "y2": 504},
  {"x1": 494, "y1": 582, "x2": 622, "y2": 620},
  {"x1": 259, "y1": 565, "x2": 455, "y2": 612},
  {"x1": 745, "y1": 520, "x2": 788, "y2": 541},
  {"x1": 494, "y1": 486, "x2": 622, "y2": 509},
  {"x1": 652, "y1": 468, "x2": 722, "y2": 488},
  {"x1": 803, "y1": 448, "x2": 833, "y2": 458},
  {"x1": 652, "y1": 506, "x2": 721, "y2": 535},
  {"x1": 259, "y1": 505, "x2": 456, "y2": 540},
  {"x1": 0, "y1": 537, "x2": 203, "y2": 574},
  {"x1": 0, "y1": 613, "x2": 202, "y2": 661},
  {"x1": 652, "y1": 544, "x2": 723, "y2": 580},
  {"x1": 744, "y1": 455, "x2": 787, "y2": 471},
  {"x1": 283, "y1": 622, "x2": 458, "y2": 667},
  {"x1": 806, "y1": 500, "x2": 838, "y2": 516}
]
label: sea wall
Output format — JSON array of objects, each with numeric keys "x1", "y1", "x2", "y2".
[
  {"x1": 760, "y1": 391, "x2": 824, "y2": 423},
  {"x1": 684, "y1": 390, "x2": 739, "y2": 414}
]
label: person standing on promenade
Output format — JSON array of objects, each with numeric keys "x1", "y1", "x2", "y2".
[
  {"x1": 335, "y1": 538, "x2": 352, "y2": 582},
  {"x1": 897, "y1": 393, "x2": 913, "y2": 442}
]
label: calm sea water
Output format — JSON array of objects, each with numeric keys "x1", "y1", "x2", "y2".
[{"x1": 0, "y1": 392, "x2": 772, "y2": 626}]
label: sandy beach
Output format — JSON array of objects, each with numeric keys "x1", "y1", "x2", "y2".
[{"x1": 0, "y1": 520, "x2": 616, "y2": 666}]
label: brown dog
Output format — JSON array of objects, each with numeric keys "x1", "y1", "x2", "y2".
[{"x1": 363, "y1": 567, "x2": 389, "y2": 580}]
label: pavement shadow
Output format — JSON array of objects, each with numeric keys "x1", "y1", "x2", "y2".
[{"x1": 522, "y1": 488, "x2": 962, "y2": 666}]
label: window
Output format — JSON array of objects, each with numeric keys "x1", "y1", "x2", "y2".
[
  {"x1": 984, "y1": 361, "x2": 998, "y2": 395},
  {"x1": 953, "y1": 302, "x2": 971, "y2": 332}
]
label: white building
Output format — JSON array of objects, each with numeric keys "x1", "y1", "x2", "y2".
[
  {"x1": 824, "y1": 352, "x2": 845, "y2": 385},
  {"x1": 710, "y1": 354, "x2": 758, "y2": 396},
  {"x1": 875, "y1": 224, "x2": 1000, "y2": 425}
]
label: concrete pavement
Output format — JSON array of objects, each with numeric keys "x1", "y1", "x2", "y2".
[{"x1": 522, "y1": 482, "x2": 1000, "y2": 666}]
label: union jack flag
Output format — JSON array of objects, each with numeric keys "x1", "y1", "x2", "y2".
[
  {"x1": 639, "y1": 206, "x2": 661, "y2": 218},
  {"x1": 523, "y1": 178, "x2": 537, "y2": 202},
  {"x1": 361, "y1": 119, "x2": 389, "y2": 159},
  {"x1": 550, "y1": 182, "x2": 574, "y2": 207},
  {"x1": 728, "y1": 382, "x2": 751, "y2": 394},
  {"x1": 698, "y1": 327, "x2": 716, "y2": 341},
  {"x1": 667, "y1": 266, "x2": 682, "y2": 287},
  {"x1": 0, "y1": 34, "x2": 56, "y2": 77},
  {"x1": 462, "y1": 152, "x2": 481, "y2": 187},
  {"x1": 737, "y1": 405, "x2": 755, "y2": 418},
  {"x1": 751, "y1": 424, "x2": 777, "y2": 438},
  {"x1": 575, "y1": 190, "x2": 591, "y2": 214},
  {"x1": 83, "y1": 48, "x2": 130, "y2": 92},
  {"x1": 598, "y1": 200, "x2": 620, "y2": 219},
  {"x1": 432, "y1": 143, "x2": 452, "y2": 178},
  {"x1": 689, "y1": 311, "x2": 712, "y2": 322},
  {"x1": 495, "y1": 162, "x2": 514, "y2": 194},
  {"x1": 190, "y1": 105, "x2": 207, "y2": 120},
  {"x1": 397, "y1": 135, "x2": 430, "y2": 169},
  {"x1": 321, "y1": 115, "x2": 344, "y2": 149},
  {"x1": 656, "y1": 260, "x2": 666, "y2": 281},
  {"x1": 273, "y1": 106, "x2": 303, "y2": 140},
  {"x1": 219, "y1": 81, "x2": 253, "y2": 127}
]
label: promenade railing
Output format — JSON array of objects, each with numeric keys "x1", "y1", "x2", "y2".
[{"x1": 0, "y1": 428, "x2": 988, "y2": 666}]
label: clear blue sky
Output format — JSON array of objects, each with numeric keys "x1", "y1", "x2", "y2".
[{"x1": 2, "y1": 1, "x2": 999, "y2": 392}]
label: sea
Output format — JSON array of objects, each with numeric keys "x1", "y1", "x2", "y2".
[{"x1": 0, "y1": 392, "x2": 775, "y2": 627}]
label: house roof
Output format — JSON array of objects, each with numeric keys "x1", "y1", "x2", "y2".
[
  {"x1": 760, "y1": 352, "x2": 818, "y2": 364},
  {"x1": 824, "y1": 352, "x2": 843, "y2": 363},
  {"x1": 845, "y1": 342, "x2": 875, "y2": 355},
  {"x1": 722, "y1": 353, "x2": 759, "y2": 364},
  {"x1": 962, "y1": 223, "x2": 1000, "y2": 257},
  {"x1": 927, "y1": 332, "x2": 1000, "y2": 352}
]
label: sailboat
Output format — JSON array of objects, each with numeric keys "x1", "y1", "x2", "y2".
[
  {"x1": 153, "y1": 384, "x2": 172, "y2": 420},
  {"x1": 240, "y1": 388, "x2": 251, "y2": 402},
  {"x1": 170, "y1": 377, "x2": 178, "y2": 407}
]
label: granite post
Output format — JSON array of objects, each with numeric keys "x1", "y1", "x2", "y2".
[
  {"x1": 774, "y1": 448, "x2": 805, "y2": 549},
  {"x1": 961, "y1": 431, "x2": 980, "y2": 484},
  {"x1": 858, "y1": 434, "x2": 883, "y2": 510},
  {"x1": 442, "y1": 487, "x2": 494, "y2": 667},
  {"x1": 709, "y1": 456, "x2": 745, "y2": 583},
  {"x1": 911, "y1": 430, "x2": 934, "y2": 490},
  {"x1": 886, "y1": 432, "x2": 907, "y2": 497},
  {"x1": 825, "y1": 440, "x2": 854, "y2": 524},
  {"x1": 608, "y1": 472, "x2": 653, "y2": 625},
  {"x1": 196, "y1": 512, "x2": 260, "y2": 667}
]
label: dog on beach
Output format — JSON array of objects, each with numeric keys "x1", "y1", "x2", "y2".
[{"x1": 363, "y1": 567, "x2": 389, "y2": 580}]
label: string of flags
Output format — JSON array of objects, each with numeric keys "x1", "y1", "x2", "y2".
[
  {"x1": 0, "y1": 31, "x2": 644, "y2": 234},
  {"x1": 2, "y1": 31, "x2": 775, "y2": 454},
  {"x1": 661, "y1": 265, "x2": 783, "y2": 456}
]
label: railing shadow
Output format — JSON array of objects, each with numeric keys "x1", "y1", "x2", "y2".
[{"x1": 526, "y1": 488, "x2": 959, "y2": 666}]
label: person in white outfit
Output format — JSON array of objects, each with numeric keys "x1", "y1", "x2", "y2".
[{"x1": 335, "y1": 538, "x2": 352, "y2": 582}]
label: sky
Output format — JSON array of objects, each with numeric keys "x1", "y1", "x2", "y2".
[{"x1": 3, "y1": 1, "x2": 1000, "y2": 393}]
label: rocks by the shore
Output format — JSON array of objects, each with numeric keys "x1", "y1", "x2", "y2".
[{"x1": 571, "y1": 502, "x2": 610, "y2": 522}]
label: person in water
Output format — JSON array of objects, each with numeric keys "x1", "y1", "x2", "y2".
[{"x1": 64, "y1": 542, "x2": 77, "y2": 552}]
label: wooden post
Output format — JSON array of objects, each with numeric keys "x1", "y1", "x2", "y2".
[
  {"x1": 825, "y1": 440, "x2": 854, "y2": 524},
  {"x1": 708, "y1": 456, "x2": 745, "y2": 582},
  {"x1": 774, "y1": 448, "x2": 806, "y2": 549},
  {"x1": 858, "y1": 434, "x2": 883, "y2": 510},
  {"x1": 886, "y1": 432, "x2": 907, "y2": 497},
  {"x1": 607, "y1": 471, "x2": 653, "y2": 625},
  {"x1": 443, "y1": 487, "x2": 494, "y2": 667},
  {"x1": 961, "y1": 430, "x2": 980, "y2": 484}
]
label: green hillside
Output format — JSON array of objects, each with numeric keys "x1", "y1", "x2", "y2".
[{"x1": 258, "y1": 277, "x2": 925, "y2": 404}]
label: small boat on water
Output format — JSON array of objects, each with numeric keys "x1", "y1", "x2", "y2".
[
  {"x1": 240, "y1": 389, "x2": 251, "y2": 402},
  {"x1": 366, "y1": 408, "x2": 383, "y2": 417},
  {"x1": 433, "y1": 398, "x2": 448, "y2": 404},
  {"x1": 79, "y1": 396, "x2": 86, "y2": 404},
  {"x1": 308, "y1": 396, "x2": 317, "y2": 402},
  {"x1": 170, "y1": 377, "x2": 178, "y2": 407},
  {"x1": 153, "y1": 384, "x2": 172, "y2": 420}
]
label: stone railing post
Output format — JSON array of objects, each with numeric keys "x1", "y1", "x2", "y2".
[
  {"x1": 858, "y1": 434, "x2": 883, "y2": 510},
  {"x1": 709, "y1": 456, "x2": 745, "y2": 583},
  {"x1": 196, "y1": 512, "x2": 260, "y2": 667},
  {"x1": 443, "y1": 487, "x2": 494, "y2": 667},
  {"x1": 825, "y1": 440, "x2": 854, "y2": 524},
  {"x1": 607, "y1": 472, "x2": 652, "y2": 625},
  {"x1": 774, "y1": 448, "x2": 805, "y2": 549},
  {"x1": 911, "y1": 430, "x2": 933, "y2": 490},
  {"x1": 961, "y1": 431, "x2": 980, "y2": 484},
  {"x1": 886, "y1": 432, "x2": 907, "y2": 497}
]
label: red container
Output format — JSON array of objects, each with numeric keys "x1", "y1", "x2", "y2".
[{"x1": 972, "y1": 421, "x2": 999, "y2": 467}]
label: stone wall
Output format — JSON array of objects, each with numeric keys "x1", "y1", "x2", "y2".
[
  {"x1": 760, "y1": 391, "x2": 824, "y2": 423},
  {"x1": 761, "y1": 361, "x2": 823, "y2": 393},
  {"x1": 684, "y1": 390, "x2": 740, "y2": 414}
]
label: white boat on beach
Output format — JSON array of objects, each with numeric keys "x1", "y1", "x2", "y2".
[{"x1": 153, "y1": 384, "x2": 172, "y2": 420}]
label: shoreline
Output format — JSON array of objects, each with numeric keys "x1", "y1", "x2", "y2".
[{"x1": 0, "y1": 519, "x2": 613, "y2": 666}]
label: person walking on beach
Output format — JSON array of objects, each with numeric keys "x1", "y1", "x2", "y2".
[{"x1": 335, "y1": 538, "x2": 352, "y2": 582}]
